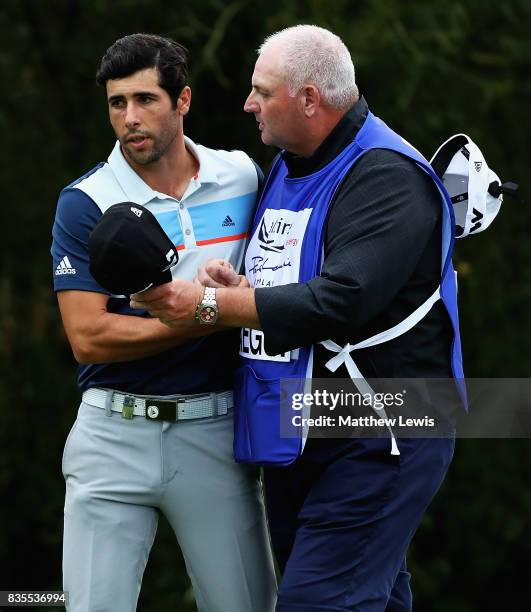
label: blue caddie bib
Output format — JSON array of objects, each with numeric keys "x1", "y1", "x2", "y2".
[{"x1": 235, "y1": 112, "x2": 465, "y2": 466}]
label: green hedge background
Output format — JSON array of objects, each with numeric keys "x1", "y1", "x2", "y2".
[{"x1": 1, "y1": 1, "x2": 530, "y2": 610}]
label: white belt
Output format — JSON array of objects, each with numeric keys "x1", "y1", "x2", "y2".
[{"x1": 82, "y1": 387, "x2": 233, "y2": 421}]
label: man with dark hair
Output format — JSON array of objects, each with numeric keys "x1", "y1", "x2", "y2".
[
  {"x1": 95, "y1": 33, "x2": 188, "y2": 108},
  {"x1": 51, "y1": 33, "x2": 275, "y2": 612},
  {"x1": 132, "y1": 25, "x2": 465, "y2": 611}
]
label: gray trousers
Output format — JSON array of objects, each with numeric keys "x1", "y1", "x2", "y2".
[{"x1": 62, "y1": 400, "x2": 276, "y2": 612}]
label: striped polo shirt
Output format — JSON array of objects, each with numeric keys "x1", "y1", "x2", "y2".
[{"x1": 51, "y1": 137, "x2": 259, "y2": 395}]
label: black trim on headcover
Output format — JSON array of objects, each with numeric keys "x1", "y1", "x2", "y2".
[
  {"x1": 431, "y1": 135, "x2": 468, "y2": 178},
  {"x1": 451, "y1": 192, "x2": 468, "y2": 204}
]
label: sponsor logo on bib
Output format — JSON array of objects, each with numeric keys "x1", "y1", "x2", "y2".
[
  {"x1": 239, "y1": 328, "x2": 290, "y2": 362},
  {"x1": 246, "y1": 208, "x2": 312, "y2": 288}
]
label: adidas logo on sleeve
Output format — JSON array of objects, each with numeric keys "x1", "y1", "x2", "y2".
[
  {"x1": 55, "y1": 255, "x2": 76, "y2": 275},
  {"x1": 222, "y1": 215, "x2": 236, "y2": 227}
]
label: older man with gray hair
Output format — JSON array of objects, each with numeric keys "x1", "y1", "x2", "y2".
[{"x1": 133, "y1": 24, "x2": 464, "y2": 611}]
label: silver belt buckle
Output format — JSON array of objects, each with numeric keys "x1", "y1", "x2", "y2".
[{"x1": 145, "y1": 398, "x2": 181, "y2": 421}]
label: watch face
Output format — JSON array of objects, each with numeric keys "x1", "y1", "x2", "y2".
[{"x1": 196, "y1": 304, "x2": 219, "y2": 325}]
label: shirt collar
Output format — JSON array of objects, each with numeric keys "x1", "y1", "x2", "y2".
[
  {"x1": 183, "y1": 136, "x2": 219, "y2": 184},
  {"x1": 281, "y1": 95, "x2": 369, "y2": 178},
  {"x1": 107, "y1": 135, "x2": 218, "y2": 204}
]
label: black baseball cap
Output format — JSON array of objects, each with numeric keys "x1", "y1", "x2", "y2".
[{"x1": 88, "y1": 202, "x2": 179, "y2": 295}]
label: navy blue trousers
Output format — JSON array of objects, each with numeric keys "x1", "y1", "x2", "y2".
[{"x1": 264, "y1": 436, "x2": 455, "y2": 611}]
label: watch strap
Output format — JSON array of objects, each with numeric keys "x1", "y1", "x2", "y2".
[{"x1": 202, "y1": 286, "x2": 217, "y2": 306}]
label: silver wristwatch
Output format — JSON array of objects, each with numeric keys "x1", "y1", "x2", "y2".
[{"x1": 195, "y1": 287, "x2": 219, "y2": 325}]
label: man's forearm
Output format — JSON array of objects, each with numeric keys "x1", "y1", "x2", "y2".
[
  {"x1": 72, "y1": 311, "x2": 209, "y2": 364},
  {"x1": 130, "y1": 279, "x2": 261, "y2": 333},
  {"x1": 59, "y1": 289, "x2": 213, "y2": 364},
  {"x1": 216, "y1": 287, "x2": 261, "y2": 329}
]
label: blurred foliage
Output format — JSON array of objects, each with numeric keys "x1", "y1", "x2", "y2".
[{"x1": 0, "y1": 1, "x2": 530, "y2": 610}]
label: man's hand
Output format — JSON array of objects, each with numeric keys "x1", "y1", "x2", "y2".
[
  {"x1": 131, "y1": 274, "x2": 260, "y2": 331},
  {"x1": 130, "y1": 279, "x2": 204, "y2": 328},
  {"x1": 196, "y1": 258, "x2": 250, "y2": 288}
]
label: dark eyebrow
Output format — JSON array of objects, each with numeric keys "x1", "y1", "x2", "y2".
[
  {"x1": 107, "y1": 91, "x2": 160, "y2": 103},
  {"x1": 133, "y1": 91, "x2": 159, "y2": 98},
  {"x1": 107, "y1": 94, "x2": 124, "y2": 104}
]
